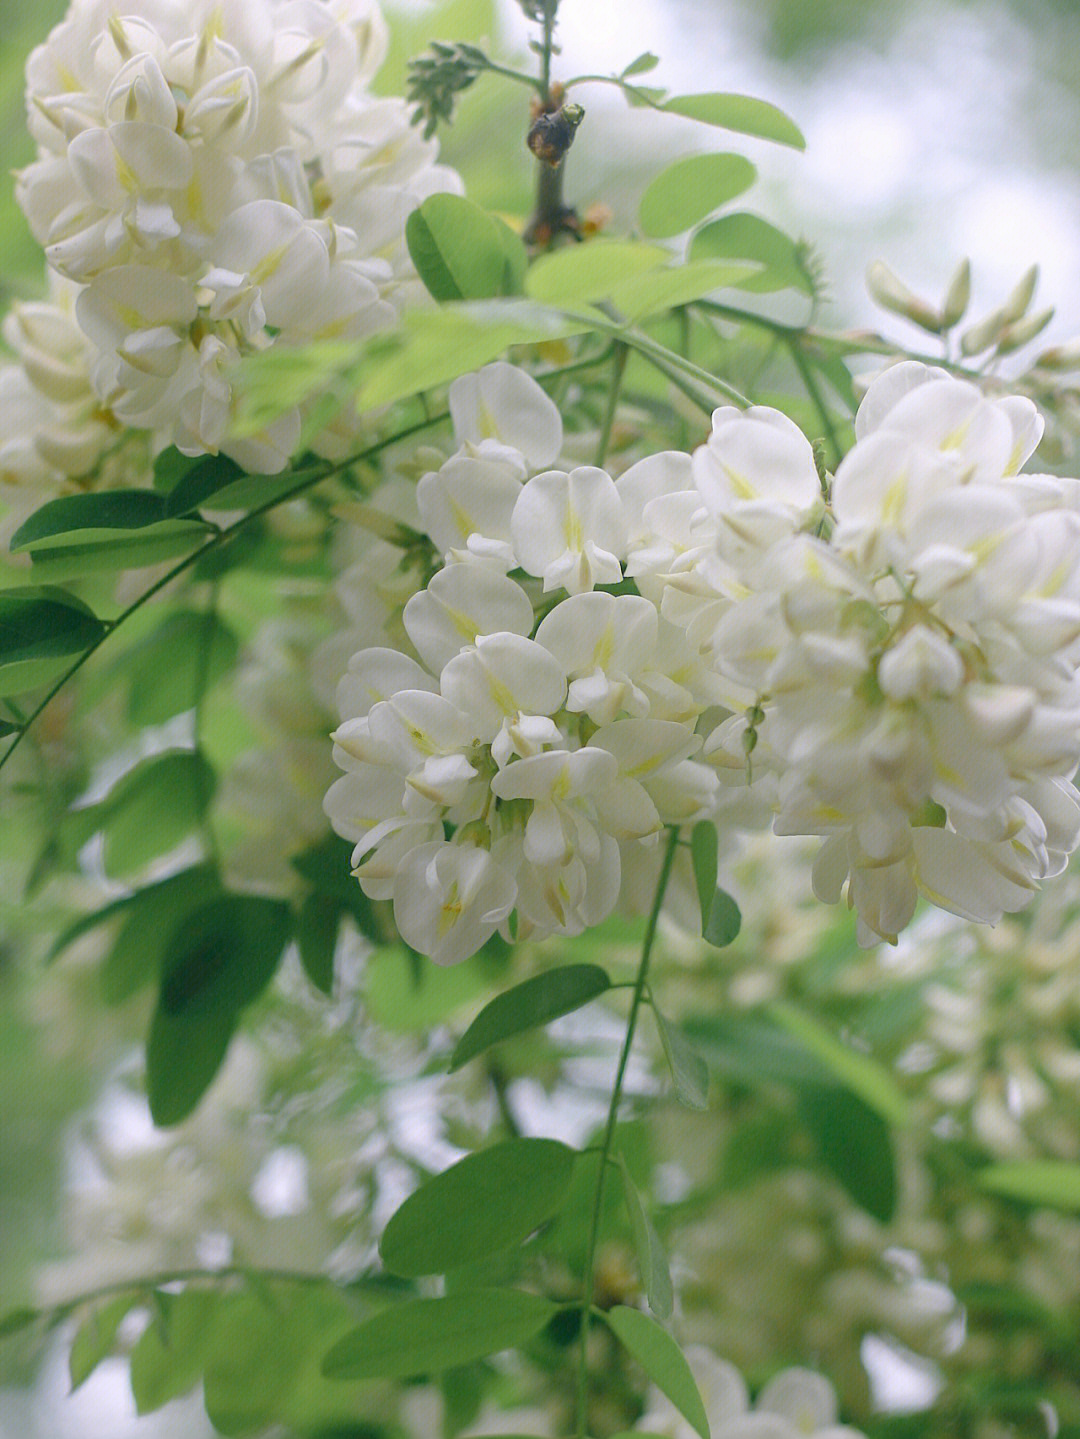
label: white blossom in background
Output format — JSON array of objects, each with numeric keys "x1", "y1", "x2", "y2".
[
  {"x1": 0, "y1": 271, "x2": 138, "y2": 533},
  {"x1": 636, "y1": 1347, "x2": 867, "y2": 1438},
  {"x1": 13, "y1": 0, "x2": 460, "y2": 474}
]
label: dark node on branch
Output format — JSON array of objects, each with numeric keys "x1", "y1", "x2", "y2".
[
  {"x1": 523, "y1": 90, "x2": 585, "y2": 248},
  {"x1": 526, "y1": 99, "x2": 584, "y2": 168}
]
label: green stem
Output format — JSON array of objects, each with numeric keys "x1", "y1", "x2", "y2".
[
  {"x1": 574, "y1": 824, "x2": 680, "y2": 1438},
  {"x1": 594, "y1": 342, "x2": 628, "y2": 466},
  {"x1": 785, "y1": 335, "x2": 843, "y2": 469}
]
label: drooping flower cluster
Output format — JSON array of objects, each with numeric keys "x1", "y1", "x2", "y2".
[
  {"x1": 695, "y1": 362, "x2": 1080, "y2": 945},
  {"x1": 13, "y1": 0, "x2": 460, "y2": 475},
  {"x1": 324, "y1": 362, "x2": 725, "y2": 963},
  {"x1": 326, "y1": 358, "x2": 1080, "y2": 959}
]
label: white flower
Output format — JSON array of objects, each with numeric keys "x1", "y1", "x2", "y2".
[
  {"x1": 392, "y1": 840, "x2": 516, "y2": 966},
  {"x1": 448, "y1": 360, "x2": 563, "y2": 469},
  {"x1": 511, "y1": 465, "x2": 627, "y2": 593}
]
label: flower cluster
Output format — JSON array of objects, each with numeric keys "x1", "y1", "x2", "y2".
[
  {"x1": 327, "y1": 359, "x2": 1080, "y2": 958},
  {"x1": 13, "y1": 0, "x2": 459, "y2": 474},
  {"x1": 695, "y1": 362, "x2": 1080, "y2": 944},
  {"x1": 324, "y1": 362, "x2": 725, "y2": 963}
]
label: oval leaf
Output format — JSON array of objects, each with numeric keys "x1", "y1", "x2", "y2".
[
  {"x1": 798, "y1": 1085, "x2": 896, "y2": 1222},
  {"x1": 321, "y1": 1290, "x2": 558, "y2": 1380},
  {"x1": 381, "y1": 1138, "x2": 576, "y2": 1277},
  {"x1": 100, "y1": 750, "x2": 217, "y2": 877},
  {"x1": 451, "y1": 964, "x2": 612, "y2": 1070},
  {"x1": 690, "y1": 212, "x2": 815, "y2": 295},
  {"x1": 10, "y1": 490, "x2": 167, "y2": 549},
  {"x1": 70, "y1": 1294, "x2": 141, "y2": 1391},
  {"x1": 608, "y1": 260, "x2": 760, "y2": 321},
  {"x1": 769, "y1": 1001, "x2": 910, "y2": 1128},
  {"x1": 603, "y1": 1307, "x2": 710, "y2": 1439},
  {"x1": 690, "y1": 821, "x2": 718, "y2": 934},
  {"x1": 617, "y1": 1157, "x2": 673, "y2": 1320},
  {"x1": 407, "y1": 194, "x2": 528, "y2": 302},
  {"x1": 703, "y1": 889, "x2": 741, "y2": 949},
  {"x1": 525, "y1": 240, "x2": 669, "y2": 307},
  {"x1": 0, "y1": 586, "x2": 106, "y2": 665},
  {"x1": 651, "y1": 1005, "x2": 709, "y2": 1110},
  {"x1": 639, "y1": 153, "x2": 757, "y2": 239},
  {"x1": 662, "y1": 92, "x2": 805, "y2": 149},
  {"x1": 979, "y1": 1161, "x2": 1080, "y2": 1212},
  {"x1": 21, "y1": 519, "x2": 210, "y2": 581}
]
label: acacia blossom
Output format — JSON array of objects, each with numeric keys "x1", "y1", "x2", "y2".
[
  {"x1": 13, "y1": 0, "x2": 460, "y2": 474},
  {"x1": 326, "y1": 359, "x2": 1080, "y2": 958}
]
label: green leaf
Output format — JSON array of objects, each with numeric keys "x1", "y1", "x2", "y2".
[
  {"x1": 690, "y1": 212, "x2": 816, "y2": 295},
  {"x1": 176, "y1": 465, "x2": 324, "y2": 515},
  {"x1": 201, "y1": 1283, "x2": 373, "y2": 1435},
  {"x1": 525, "y1": 241, "x2": 669, "y2": 307},
  {"x1": 0, "y1": 1307, "x2": 39, "y2": 1339},
  {"x1": 129, "y1": 1290, "x2": 220, "y2": 1413},
  {"x1": 703, "y1": 889, "x2": 741, "y2": 949},
  {"x1": 99, "y1": 750, "x2": 217, "y2": 877},
  {"x1": 355, "y1": 300, "x2": 588, "y2": 411},
  {"x1": 70, "y1": 1294, "x2": 140, "y2": 1391},
  {"x1": 690, "y1": 821, "x2": 718, "y2": 933},
  {"x1": 19, "y1": 519, "x2": 210, "y2": 581},
  {"x1": 622, "y1": 51, "x2": 660, "y2": 78},
  {"x1": 617, "y1": 1157, "x2": 673, "y2": 1320},
  {"x1": 407, "y1": 194, "x2": 528, "y2": 302},
  {"x1": 10, "y1": 491, "x2": 167, "y2": 549},
  {"x1": 607, "y1": 260, "x2": 760, "y2": 322},
  {"x1": 100, "y1": 865, "x2": 222, "y2": 1004},
  {"x1": 769, "y1": 1001, "x2": 910, "y2": 1128},
  {"x1": 450, "y1": 964, "x2": 611, "y2": 1070},
  {"x1": 979, "y1": 1161, "x2": 1080, "y2": 1212},
  {"x1": 651, "y1": 1005, "x2": 709, "y2": 1110},
  {"x1": 0, "y1": 586, "x2": 107, "y2": 666},
  {"x1": 295, "y1": 892, "x2": 339, "y2": 995},
  {"x1": 662, "y1": 92, "x2": 805, "y2": 149},
  {"x1": 798, "y1": 1086, "x2": 897, "y2": 1222},
  {"x1": 146, "y1": 1004, "x2": 237, "y2": 1128},
  {"x1": 0, "y1": 718, "x2": 21, "y2": 737},
  {"x1": 603, "y1": 1307, "x2": 710, "y2": 1439},
  {"x1": 161, "y1": 454, "x2": 245, "y2": 514},
  {"x1": 639, "y1": 153, "x2": 757, "y2": 238},
  {"x1": 321, "y1": 1290, "x2": 559, "y2": 1380},
  {"x1": 380, "y1": 1138, "x2": 576, "y2": 1277},
  {"x1": 147, "y1": 895, "x2": 291, "y2": 1125},
  {"x1": 123, "y1": 610, "x2": 239, "y2": 725},
  {"x1": 157, "y1": 895, "x2": 291, "y2": 1018}
]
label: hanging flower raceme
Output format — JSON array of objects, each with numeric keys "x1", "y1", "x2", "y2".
[
  {"x1": 697, "y1": 362, "x2": 1080, "y2": 945},
  {"x1": 324, "y1": 363, "x2": 722, "y2": 964},
  {"x1": 14, "y1": 0, "x2": 461, "y2": 473},
  {"x1": 327, "y1": 358, "x2": 1080, "y2": 960}
]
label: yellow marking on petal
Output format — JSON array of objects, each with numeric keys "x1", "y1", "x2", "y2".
[
  {"x1": 113, "y1": 148, "x2": 138, "y2": 195},
  {"x1": 723, "y1": 462, "x2": 756, "y2": 501},
  {"x1": 249, "y1": 243, "x2": 291, "y2": 286},
  {"x1": 882, "y1": 472, "x2": 907, "y2": 526},
  {"x1": 484, "y1": 669, "x2": 518, "y2": 716},
  {"x1": 477, "y1": 397, "x2": 499, "y2": 441},
  {"x1": 595, "y1": 624, "x2": 615, "y2": 669},
  {"x1": 445, "y1": 603, "x2": 480, "y2": 641},
  {"x1": 56, "y1": 63, "x2": 81, "y2": 93},
  {"x1": 446, "y1": 491, "x2": 476, "y2": 540},
  {"x1": 939, "y1": 417, "x2": 973, "y2": 451},
  {"x1": 437, "y1": 882, "x2": 462, "y2": 936}
]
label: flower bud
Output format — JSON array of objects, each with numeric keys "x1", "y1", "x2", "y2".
[
  {"x1": 995, "y1": 306, "x2": 1055, "y2": 356},
  {"x1": 1003, "y1": 263, "x2": 1039, "y2": 323},
  {"x1": 941, "y1": 257, "x2": 971, "y2": 329},
  {"x1": 866, "y1": 260, "x2": 942, "y2": 333}
]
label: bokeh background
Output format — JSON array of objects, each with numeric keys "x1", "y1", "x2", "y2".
[{"x1": 2, "y1": 0, "x2": 1079, "y2": 1433}]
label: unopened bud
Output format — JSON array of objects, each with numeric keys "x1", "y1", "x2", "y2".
[
  {"x1": 995, "y1": 306, "x2": 1054, "y2": 356},
  {"x1": 1003, "y1": 263, "x2": 1039, "y2": 323},
  {"x1": 960, "y1": 306, "x2": 1009, "y2": 357},
  {"x1": 866, "y1": 261, "x2": 942, "y2": 334},
  {"x1": 941, "y1": 258, "x2": 971, "y2": 330},
  {"x1": 1032, "y1": 337, "x2": 1080, "y2": 372}
]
